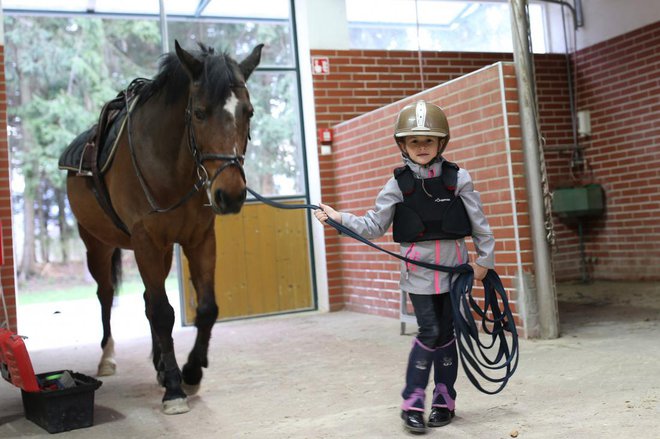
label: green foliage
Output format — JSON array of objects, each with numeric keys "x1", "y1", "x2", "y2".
[
  {"x1": 4, "y1": 13, "x2": 303, "y2": 264},
  {"x1": 168, "y1": 20, "x2": 302, "y2": 195}
]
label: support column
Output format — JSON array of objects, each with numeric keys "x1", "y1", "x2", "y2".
[{"x1": 509, "y1": 0, "x2": 559, "y2": 339}]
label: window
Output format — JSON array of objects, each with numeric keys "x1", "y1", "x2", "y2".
[
  {"x1": 346, "y1": 0, "x2": 548, "y2": 53},
  {"x1": 3, "y1": 1, "x2": 305, "y2": 267}
]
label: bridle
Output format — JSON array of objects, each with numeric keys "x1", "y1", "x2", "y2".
[{"x1": 126, "y1": 82, "x2": 247, "y2": 214}]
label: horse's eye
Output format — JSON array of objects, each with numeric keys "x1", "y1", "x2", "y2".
[{"x1": 194, "y1": 109, "x2": 206, "y2": 120}]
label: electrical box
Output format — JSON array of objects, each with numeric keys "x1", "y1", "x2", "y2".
[{"x1": 552, "y1": 184, "x2": 605, "y2": 218}]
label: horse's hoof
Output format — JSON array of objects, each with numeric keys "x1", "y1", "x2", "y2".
[
  {"x1": 97, "y1": 359, "x2": 117, "y2": 376},
  {"x1": 181, "y1": 382, "x2": 201, "y2": 395},
  {"x1": 162, "y1": 398, "x2": 190, "y2": 415}
]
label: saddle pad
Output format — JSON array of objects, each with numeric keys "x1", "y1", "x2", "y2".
[{"x1": 58, "y1": 100, "x2": 135, "y2": 175}]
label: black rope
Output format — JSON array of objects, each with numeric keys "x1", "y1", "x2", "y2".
[{"x1": 246, "y1": 187, "x2": 519, "y2": 394}]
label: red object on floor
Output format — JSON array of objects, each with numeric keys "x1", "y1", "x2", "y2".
[{"x1": 0, "y1": 327, "x2": 40, "y2": 392}]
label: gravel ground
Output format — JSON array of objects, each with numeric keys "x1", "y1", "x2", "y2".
[{"x1": 1, "y1": 281, "x2": 659, "y2": 438}]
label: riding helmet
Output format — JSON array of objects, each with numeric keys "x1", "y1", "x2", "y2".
[{"x1": 394, "y1": 100, "x2": 450, "y2": 155}]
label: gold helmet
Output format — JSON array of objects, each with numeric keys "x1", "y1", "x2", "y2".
[{"x1": 394, "y1": 100, "x2": 450, "y2": 154}]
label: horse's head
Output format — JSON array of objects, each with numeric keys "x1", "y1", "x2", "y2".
[{"x1": 174, "y1": 40, "x2": 263, "y2": 215}]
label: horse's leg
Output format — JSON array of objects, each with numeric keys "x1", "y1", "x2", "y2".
[
  {"x1": 143, "y1": 246, "x2": 173, "y2": 378},
  {"x1": 180, "y1": 234, "x2": 218, "y2": 395},
  {"x1": 132, "y1": 224, "x2": 188, "y2": 415},
  {"x1": 78, "y1": 225, "x2": 120, "y2": 376}
]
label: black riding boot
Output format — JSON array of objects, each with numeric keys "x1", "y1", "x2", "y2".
[
  {"x1": 428, "y1": 338, "x2": 458, "y2": 427},
  {"x1": 401, "y1": 339, "x2": 435, "y2": 433}
]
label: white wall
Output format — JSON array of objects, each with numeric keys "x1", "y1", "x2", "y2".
[
  {"x1": 575, "y1": 0, "x2": 660, "y2": 50},
  {"x1": 294, "y1": 0, "x2": 330, "y2": 312},
  {"x1": 305, "y1": 0, "x2": 350, "y2": 50},
  {"x1": 305, "y1": 0, "x2": 658, "y2": 53}
]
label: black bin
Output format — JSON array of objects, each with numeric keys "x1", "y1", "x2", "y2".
[{"x1": 21, "y1": 370, "x2": 102, "y2": 434}]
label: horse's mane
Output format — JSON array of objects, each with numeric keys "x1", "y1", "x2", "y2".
[{"x1": 137, "y1": 43, "x2": 238, "y2": 106}]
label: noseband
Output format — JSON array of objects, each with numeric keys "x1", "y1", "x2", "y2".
[{"x1": 126, "y1": 85, "x2": 247, "y2": 214}]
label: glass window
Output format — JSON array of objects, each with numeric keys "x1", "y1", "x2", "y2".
[
  {"x1": 166, "y1": 19, "x2": 302, "y2": 197},
  {"x1": 2, "y1": 0, "x2": 290, "y2": 18},
  {"x1": 346, "y1": 0, "x2": 548, "y2": 53},
  {"x1": 242, "y1": 71, "x2": 304, "y2": 197},
  {"x1": 167, "y1": 18, "x2": 295, "y2": 68},
  {"x1": 3, "y1": 1, "x2": 305, "y2": 269}
]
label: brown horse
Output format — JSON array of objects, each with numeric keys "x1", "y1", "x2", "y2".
[{"x1": 64, "y1": 41, "x2": 263, "y2": 414}]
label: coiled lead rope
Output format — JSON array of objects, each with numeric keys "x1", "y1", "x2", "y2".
[{"x1": 247, "y1": 187, "x2": 518, "y2": 393}]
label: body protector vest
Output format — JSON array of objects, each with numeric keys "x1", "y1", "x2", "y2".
[{"x1": 392, "y1": 161, "x2": 472, "y2": 243}]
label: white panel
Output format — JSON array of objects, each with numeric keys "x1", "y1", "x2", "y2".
[
  {"x1": 575, "y1": 0, "x2": 660, "y2": 50},
  {"x1": 294, "y1": 0, "x2": 330, "y2": 312},
  {"x1": 305, "y1": 0, "x2": 350, "y2": 50}
]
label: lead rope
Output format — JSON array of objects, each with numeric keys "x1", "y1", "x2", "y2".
[{"x1": 246, "y1": 187, "x2": 518, "y2": 394}]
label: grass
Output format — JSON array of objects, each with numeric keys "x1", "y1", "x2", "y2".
[{"x1": 17, "y1": 276, "x2": 179, "y2": 305}]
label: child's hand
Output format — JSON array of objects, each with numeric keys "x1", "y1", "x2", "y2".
[
  {"x1": 469, "y1": 262, "x2": 488, "y2": 281},
  {"x1": 314, "y1": 203, "x2": 342, "y2": 224}
]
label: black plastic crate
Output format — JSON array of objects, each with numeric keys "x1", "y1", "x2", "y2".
[{"x1": 21, "y1": 370, "x2": 102, "y2": 434}]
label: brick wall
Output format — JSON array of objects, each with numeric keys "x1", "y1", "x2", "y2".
[
  {"x1": 312, "y1": 49, "x2": 573, "y2": 312},
  {"x1": 312, "y1": 50, "x2": 579, "y2": 292},
  {"x1": 561, "y1": 22, "x2": 660, "y2": 280},
  {"x1": 312, "y1": 22, "x2": 660, "y2": 289},
  {"x1": 0, "y1": 44, "x2": 18, "y2": 331},
  {"x1": 324, "y1": 63, "x2": 533, "y2": 334}
]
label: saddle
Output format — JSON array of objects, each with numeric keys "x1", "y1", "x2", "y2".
[
  {"x1": 58, "y1": 79, "x2": 147, "y2": 176},
  {"x1": 58, "y1": 78, "x2": 150, "y2": 236}
]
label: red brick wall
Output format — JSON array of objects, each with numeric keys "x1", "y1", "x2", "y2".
[
  {"x1": 312, "y1": 50, "x2": 579, "y2": 292},
  {"x1": 312, "y1": 23, "x2": 660, "y2": 287},
  {"x1": 324, "y1": 63, "x2": 533, "y2": 334},
  {"x1": 0, "y1": 44, "x2": 18, "y2": 331},
  {"x1": 561, "y1": 22, "x2": 660, "y2": 280},
  {"x1": 312, "y1": 49, "x2": 573, "y2": 310}
]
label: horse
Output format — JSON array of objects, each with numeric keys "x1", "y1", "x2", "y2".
[{"x1": 63, "y1": 40, "x2": 263, "y2": 414}]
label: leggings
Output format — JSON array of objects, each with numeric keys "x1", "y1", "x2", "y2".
[{"x1": 408, "y1": 292, "x2": 455, "y2": 349}]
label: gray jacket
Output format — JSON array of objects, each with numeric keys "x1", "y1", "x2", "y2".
[{"x1": 341, "y1": 157, "x2": 495, "y2": 295}]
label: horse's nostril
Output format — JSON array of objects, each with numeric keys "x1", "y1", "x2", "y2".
[
  {"x1": 214, "y1": 189, "x2": 225, "y2": 208},
  {"x1": 213, "y1": 189, "x2": 245, "y2": 214}
]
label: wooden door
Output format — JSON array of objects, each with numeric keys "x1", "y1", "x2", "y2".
[{"x1": 180, "y1": 200, "x2": 314, "y2": 323}]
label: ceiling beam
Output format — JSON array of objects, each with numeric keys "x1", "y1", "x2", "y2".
[{"x1": 194, "y1": 0, "x2": 212, "y2": 17}]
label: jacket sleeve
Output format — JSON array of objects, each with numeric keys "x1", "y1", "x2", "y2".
[
  {"x1": 340, "y1": 177, "x2": 402, "y2": 239},
  {"x1": 456, "y1": 168, "x2": 495, "y2": 269}
]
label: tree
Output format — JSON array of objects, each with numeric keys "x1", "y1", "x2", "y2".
[
  {"x1": 5, "y1": 14, "x2": 301, "y2": 278},
  {"x1": 4, "y1": 16, "x2": 160, "y2": 277}
]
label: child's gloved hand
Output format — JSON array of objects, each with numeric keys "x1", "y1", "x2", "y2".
[
  {"x1": 469, "y1": 262, "x2": 488, "y2": 281},
  {"x1": 314, "y1": 203, "x2": 342, "y2": 224}
]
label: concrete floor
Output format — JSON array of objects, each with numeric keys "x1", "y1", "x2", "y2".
[{"x1": 1, "y1": 281, "x2": 659, "y2": 438}]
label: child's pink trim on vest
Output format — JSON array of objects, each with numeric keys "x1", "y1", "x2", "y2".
[
  {"x1": 404, "y1": 243, "x2": 416, "y2": 272},
  {"x1": 455, "y1": 240, "x2": 463, "y2": 264}
]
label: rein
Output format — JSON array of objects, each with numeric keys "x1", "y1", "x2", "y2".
[
  {"x1": 125, "y1": 79, "x2": 245, "y2": 214},
  {"x1": 246, "y1": 187, "x2": 518, "y2": 394}
]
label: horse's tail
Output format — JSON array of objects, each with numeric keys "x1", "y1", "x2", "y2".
[{"x1": 111, "y1": 248, "x2": 123, "y2": 293}]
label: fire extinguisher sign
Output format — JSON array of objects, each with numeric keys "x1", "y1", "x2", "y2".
[{"x1": 311, "y1": 56, "x2": 330, "y2": 75}]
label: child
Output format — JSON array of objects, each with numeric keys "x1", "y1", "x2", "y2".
[{"x1": 313, "y1": 100, "x2": 495, "y2": 433}]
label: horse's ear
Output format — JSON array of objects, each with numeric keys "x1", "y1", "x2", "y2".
[
  {"x1": 239, "y1": 44, "x2": 264, "y2": 81},
  {"x1": 175, "y1": 40, "x2": 203, "y2": 81}
]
